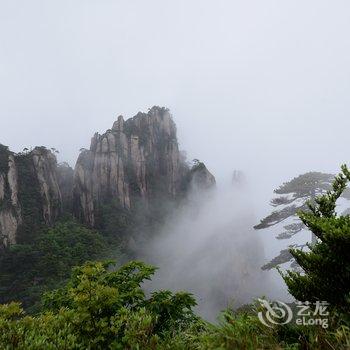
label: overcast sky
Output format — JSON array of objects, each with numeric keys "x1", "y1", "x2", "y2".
[{"x1": 1, "y1": 0, "x2": 350, "y2": 215}]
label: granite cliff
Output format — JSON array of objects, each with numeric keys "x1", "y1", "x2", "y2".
[
  {"x1": 0, "y1": 107, "x2": 215, "y2": 245},
  {"x1": 73, "y1": 106, "x2": 214, "y2": 227},
  {"x1": 0, "y1": 145, "x2": 63, "y2": 247}
]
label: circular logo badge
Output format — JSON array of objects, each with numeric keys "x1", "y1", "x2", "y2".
[{"x1": 258, "y1": 299, "x2": 293, "y2": 328}]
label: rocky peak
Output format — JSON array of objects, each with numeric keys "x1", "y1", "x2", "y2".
[
  {"x1": 31, "y1": 147, "x2": 62, "y2": 225},
  {"x1": 73, "y1": 107, "x2": 211, "y2": 227},
  {"x1": 0, "y1": 107, "x2": 216, "y2": 245},
  {"x1": 0, "y1": 145, "x2": 63, "y2": 247},
  {"x1": 189, "y1": 161, "x2": 216, "y2": 191},
  {"x1": 112, "y1": 115, "x2": 124, "y2": 132}
]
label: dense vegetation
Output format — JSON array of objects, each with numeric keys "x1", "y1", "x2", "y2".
[
  {"x1": 0, "y1": 260, "x2": 349, "y2": 349},
  {"x1": 15, "y1": 152, "x2": 46, "y2": 244},
  {"x1": 282, "y1": 165, "x2": 350, "y2": 313},
  {"x1": 0, "y1": 218, "x2": 109, "y2": 313},
  {"x1": 0, "y1": 165, "x2": 349, "y2": 349}
]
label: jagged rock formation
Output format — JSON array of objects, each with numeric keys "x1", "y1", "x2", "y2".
[
  {"x1": 189, "y1": 161, "x2": 216, "y2": 191},
  {"x1": 0, "y1": 145, "x2": 62, "y2": 247},
  {"x1": 0, "y1": 107, "x2": 216, "y2": 245},
  {"x1": 73, "y1": 107, "x2": 215, "y2": 227}
]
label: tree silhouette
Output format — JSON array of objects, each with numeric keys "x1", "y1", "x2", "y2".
[
  {"x1": 283, "y1": 165, "x2": 350, "y2": 312},
  {"x1": 255, "y1": 172, "x2": 350, "y2": 269}
]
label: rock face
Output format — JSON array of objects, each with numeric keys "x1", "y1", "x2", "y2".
[
  {"x1": 189, "y1": 162, "x2": 216, "y2": 191},
  {"x1": 73, "y1": 107, "x2": 213, "y2": 226},
  {"x1": 0, "y1": 145, "x2": 22, "y2": 247},
  {"x1": 31, "y1": 148, "x2": 62, "y2": 225},
  {"x1": 0, "y1": 145, "x2": 62, "y2": 247},
  {"x1": 0, "y1": 106, "x2": 216, "y2": 245},
  {"x1": 57, "y1": 162, "x2": 74, "y2": 213}
]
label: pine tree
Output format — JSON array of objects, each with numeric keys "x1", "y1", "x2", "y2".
[
  {"x1": 255, "y1": 172, "x2": 350, "y2": 269},
  {"x1": 282, "y1": 165, "x2": 350, "y2": 312}
]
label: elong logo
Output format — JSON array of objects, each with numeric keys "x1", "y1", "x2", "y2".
[
  {"x1": 257, "y1": 299, "x2": 329, "y2": 329},
  {"x1": 257, "y1": 299, "x2": 293, "y2": 328}
]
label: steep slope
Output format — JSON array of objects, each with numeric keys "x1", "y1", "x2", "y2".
[
  {"x1": 0, "y1": 145, "x2": 63, "y2": 247},
  {"x1": 73, "y1": 106, "x2": 211, "y2": 227}
]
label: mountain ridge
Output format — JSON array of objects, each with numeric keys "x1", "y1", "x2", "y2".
[{"x1": 0, "y1": 107, "x2": 215, "y2": 247}]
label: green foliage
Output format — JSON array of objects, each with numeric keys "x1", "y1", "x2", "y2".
[
  {"x1": 0, "y1": 218, "x2": 107, "y2": 312},
  {"x1": 157, "y1": 305, "x2": 350, "y2": 349},
  {"x1": 15, "y1": 153, "x2": 45, "y2": 243},
  {"x1": 0, "y1": 260, "x2": 199, "y2": 349},
  {"x1": 255, "y1": 171, "x2": 350, "y2": 269},
  {"x1": 1, "y1": 259, "x2": 350, "y2": 349},
  {"x1": 94, "y1": 200, "x2": 131, "y2": 243},
  {"x1": 147, "y1": 290, "x2": 198, "y2": 334},
  {"x1": 276, "y1": 318, "x2": 350, "y2": 350},
  {"x1": 282, "y1": 165, "x2": 350, "y2": 313},
  {"x1": 198, "y1": 309, "x2": 280, "y2": 349}
]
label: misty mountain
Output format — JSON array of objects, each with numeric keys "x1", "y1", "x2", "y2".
[{"x1": 0, "y1": 107, "x2": 215, "y2": 249}]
